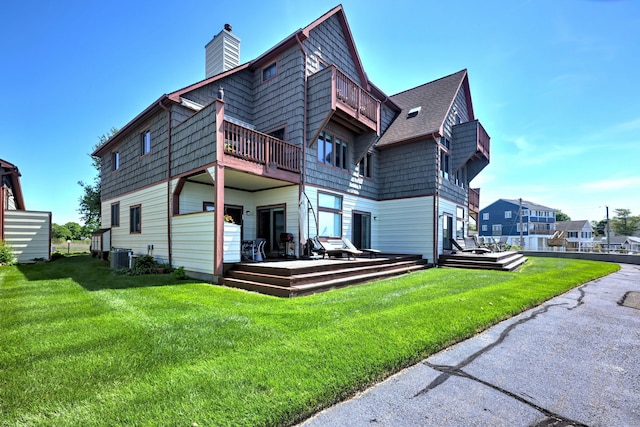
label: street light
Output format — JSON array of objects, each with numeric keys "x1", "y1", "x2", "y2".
[{"x1": 67, "y1": 239, "x2": 71, "y2": 255}]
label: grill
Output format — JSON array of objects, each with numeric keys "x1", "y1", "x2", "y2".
[
  {"x1": 279, "y1": 233, "x2": 295, "y2": 258},
  {"x1": 280, "y1": 233, "x2": 294, "y2": 242}
]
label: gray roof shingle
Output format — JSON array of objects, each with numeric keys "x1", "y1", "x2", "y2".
[{"x1": 376, "y1": 69, "x2": 467, "y2": 148}]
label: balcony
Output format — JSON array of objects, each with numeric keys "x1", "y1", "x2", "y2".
[
  {"x1": 307, "y1": 66, "x2": 380, "y2": 136},
  {"x1": 452, "y1": 120, "x2": 490, "y2": 181},
  {"x1": 223, "y1": 121, "x2": 300, "y2": 173},
  {"x1": 469, "y1": 187, "x2": 480, "y2": 213},
  {"x1": 334, "y1": 68, "x2": 379, "y2": 133}
]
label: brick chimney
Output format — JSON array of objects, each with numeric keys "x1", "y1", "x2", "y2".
[{"x1": 205, "y1": 24, "x2": 240, "y2": 78}]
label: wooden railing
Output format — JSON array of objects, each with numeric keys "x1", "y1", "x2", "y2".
[
  {"x1": 334, "y1": 68, "x2": 378, "y2": 125},
  {"x1": 223, "y1": 121, "x2": 300, "y2": 173},
  {"x1": 477, "y1": 121, "x2": 490, "y2": 159},
  {"x1": 469, "y1": 187, "x2": 480, "y2": 212}
]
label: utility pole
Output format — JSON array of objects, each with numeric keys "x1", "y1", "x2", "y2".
[
  {"x1": 519, "y1": 198, "x2": 524, "y2": 249},
  {"x1": 606, "y1": 206, "x2": 610, "y2": 253}
]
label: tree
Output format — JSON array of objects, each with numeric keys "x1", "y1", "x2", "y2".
[
  {"x1": 555, "y1": 211, "x2": 571, "y2": 222},
  {"x1": 64, "y1": 222, "x2": 83, "y2": 240},
  {"x1": 611, "y1": 209, "x2": 640, "y2": 236},
  {"x1": 52, "y1": 223, "x2": 72, "y2": 240},
  {"x1": 78, "y1": 128, "x2": 118, "y2": 226},
  {"x1": 591, "y1": 219, "x2": 608, "y2": 236}
]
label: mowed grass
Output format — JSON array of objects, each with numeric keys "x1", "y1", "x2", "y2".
[{"x1": 0, "y1": 255, "x2": 619, "y2": 426}]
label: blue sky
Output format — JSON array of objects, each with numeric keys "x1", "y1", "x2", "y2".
[{"x1": 2, "y1": 0, "x2": 639, "y2": 226}]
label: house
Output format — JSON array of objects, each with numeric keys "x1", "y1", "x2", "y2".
[
  {"x1": 479, "y1": 199, "x2": 556, "y2": 250},
  {"x1": 548, "y1": 220, "x2": 594, "y2": 252},
  {"x1": 623, "y1": 236, "x2": 640, "y2": 253},
  {"x1": 1, "y1": 159, "x2": 51, "y2": 263},
  {"x1": 91, "y1": 5, "x2": 490, "y2": 281}
]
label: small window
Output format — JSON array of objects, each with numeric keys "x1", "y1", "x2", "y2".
[
  {"x1": 505, "y1": 211, "x2": 512, "y2": 219},
  {"x1": 130, "y1": 205, "x2": 141, "y2": 234},
  {"x1": 112, "y1": 151, "x2": 120, "y2": 171},
  {"x1": 317, "y1": 131, "x2": 348, "y2": 170},
  {"x1": 482, "y1": 212, "x2": 489, "y2": 220},
  {"x1": 262, "y1": 62, "x2": 277, "y2": 82},
  {"x1": 111, "y1": 202, "x2": 120, "y2": 227},
  {"x1": 267, "y1": 128, "x2": 285, "y2": 141},
  {"x1": 440, "y1": 151, "x2": 450, "y2": 179},
  {"x1": 203, "y1": 202, "x2": 215, "y2": 211},
  {"x1": 481, "y1": 224, "x2": 487, "y2": 232},
  {"x1": 492, "y1": 224, "x2": 502, "y2": 233},
  {"x1": 141, "y1": 130, "x2": 151, "y2": 156},
  {"x1": 358, "y1": 152, "x2": 372, "y2": 178}
]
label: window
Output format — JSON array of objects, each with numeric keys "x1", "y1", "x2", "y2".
[
  {"x1": 141, "y1": 130, "x2": 151, "y2": 156},
  {"x1": 267, "y1": 128, "x2": 285, "y2": 141},
  {"x1": 111, "y1": 203, "x2": 120, "y2": 227},
  {"x1": 482, "y1": 212, "x2": 490, "y2": 220},
  {"x1": 358, "y1": 152, "x2": 372, "y2": 178},
  {"x1": 481, "y1": 224, "x2": 487, "y2": 232},
  {"x1": 505, "y1": 211, "x2": 512, "y2": 219},
  {"x1": 130, "y1": 205, "x2": 141, "y2": 233},
  {"x1": 317, "y1": 131, "x2": 348, "y2": 170},
  {"x1": 440, "y1": 150, "x2": 450, "y2": 179},
  {"x1": 568, "y1": 231, "x2": 578, "y2": 238},
  {"x1": 203, "y1": 202, "x2": 215, "y2": 211},
  {"x1": 440, "y1": 137, "x2": 451, "y2": 150},
  {"x1": 492, "y1": 224, "x2": 502, "y2": 234},
  {"x1": 318, "y1": 192, "x2": 342, "y2": 237},
  {"x1": 262, "y1": 62, "x2": 277, "y2": 82},
  {"x1": 112, "y1": 151, "x2": 120, "y2": 171},
  {"x1": 456, "y1": 206, "x2": 464, "y2": 239}
]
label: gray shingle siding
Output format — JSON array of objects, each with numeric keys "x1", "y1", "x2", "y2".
[
  {"x1": 378, "y1": 141, "x2": 438, "y2": 199},
  {"x1": 170, "y1": 101, "x2": 218, "y2": 177},
  {"x1": 101, "y1": 109, "x2": 168, "y2": 200}
]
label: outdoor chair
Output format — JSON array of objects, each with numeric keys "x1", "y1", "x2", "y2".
[
  {"x1": 455, "y1": 238, "x2": 491, "y2": 254},
  {"x1": 317, "y1": 237, "x2": 363, "y2": 260}
]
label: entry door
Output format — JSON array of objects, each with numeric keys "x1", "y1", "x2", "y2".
[
  {"x1": 257, "y1": 206, "x2": 285, "y2": 254},
  {"x1": 352, "y1": 212, "x2": 371, "y2": 249},
  {"x1": 442, "y1": 214, "x2": 453, "y2": 250}
]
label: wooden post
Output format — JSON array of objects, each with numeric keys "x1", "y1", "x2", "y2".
[{"x1": 214, "y1": 98, "x2": 225, "y2": 277}]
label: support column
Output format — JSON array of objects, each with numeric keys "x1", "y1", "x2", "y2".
[{"x1": 214, "y1": 98, "x2": 225, "y2": 277}]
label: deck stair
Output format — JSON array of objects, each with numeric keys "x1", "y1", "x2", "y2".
[
  {"x1": 438, "y1": 250, "x2": 527, "y2": 271},
  {"x1": 221, "y1": 255, "x2": 426, "y2": 297}
]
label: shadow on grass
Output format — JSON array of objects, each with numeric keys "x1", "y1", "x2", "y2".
[{"x1": 16, "y1": 254, "x2": 194, "y2": 291}]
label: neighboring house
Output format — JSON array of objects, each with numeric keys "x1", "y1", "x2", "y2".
[
  {"x1": 623, "y1": 236, "x2": 640, "y2": 252},
  {"x1": 479, "y1": 199, "x2": 556, "y2": 250},
  {"x1": 548, "y1": 220, "x2": 594, "y2": 252},
  {"x1": 92, "y1": 6, "x2": 490, "y2": 281},
  {"x1": 1, "y1": 159, "x2": 51, "y2": 263},
  {"x1": 594, "y1": 235, "x2": 627, "y2": 252}
]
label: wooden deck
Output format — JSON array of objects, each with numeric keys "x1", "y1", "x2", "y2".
[
  {"x1": 438, "y1": 251, "x2": 528, "y2": 271},
  {"x1": 220, "y1": 254, "x2": 427, "y2": 297}
]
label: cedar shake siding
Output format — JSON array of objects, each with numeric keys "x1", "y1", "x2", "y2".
[{"x1": 378, "y1": 141, "x2": 438, "y2": 199}]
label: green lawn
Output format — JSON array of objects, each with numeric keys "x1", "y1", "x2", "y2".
[{"x1": 0, "y1": 255, "x2": 619, "y2": 426}]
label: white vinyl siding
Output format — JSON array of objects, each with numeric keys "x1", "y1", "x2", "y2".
[
  {"x1": 378, "y1": 196, "x2": 434, "y2": 263},
  {"x1": 3, "y1": 210, "x2": 51, "y2": 263}
]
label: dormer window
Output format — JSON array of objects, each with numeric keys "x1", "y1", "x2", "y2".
[{"x1": 407, "y1": 106, "x2": 421, "y2": 118}]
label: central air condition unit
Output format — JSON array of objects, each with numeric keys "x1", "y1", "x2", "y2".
[{"x1": 110, "y1": 249, "x2": 132, "y2": 269}]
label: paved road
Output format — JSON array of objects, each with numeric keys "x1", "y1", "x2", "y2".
[{"x1": 299, "y1": 263, "x2": 640, "y2": 427}]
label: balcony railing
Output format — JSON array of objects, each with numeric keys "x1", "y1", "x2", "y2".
[
  {"x1": 477, "y1": 121, "x2": 490, "y2": 159},
  {"x1": 334, "y1": 68, "x2": 379, "y2": 127},
  {"x1": 469, "y1": 187, "x2": 480, "y2": 212},
  {"x1": 223, "y1": 121, "x2": 300, "y2": 173}
]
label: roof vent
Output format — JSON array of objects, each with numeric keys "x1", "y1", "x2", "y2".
[{"x1": 407, "y1": 106, "x2": 421, "y2": 118}]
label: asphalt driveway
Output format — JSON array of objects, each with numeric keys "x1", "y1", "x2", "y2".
[{"x1": 299, "y1": 263, "x2": 640, "y2": 427}]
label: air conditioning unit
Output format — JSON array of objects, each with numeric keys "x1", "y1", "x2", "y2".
[{"x1": 110, "y1": 249, "x2": 132, "y2": 269}]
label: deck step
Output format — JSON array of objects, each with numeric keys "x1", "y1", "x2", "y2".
[
  {"x1": 438, "y1": 251, "x2": 528, "y2": 272},
  {"x1": 221, "y1": 255, "x2": 426, "y2": 297}
]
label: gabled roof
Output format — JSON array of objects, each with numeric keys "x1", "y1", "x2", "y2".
[
  {"x1": 93, "y1": 5, "x2": 381, "y2": 157},
  {"x1": 555, "y1": 220, "x2": 592, "y2": 231},
  {"x1": 501, "y1": 198, "x2": 556, "y2": 212},
  {"x1": 0, "y1": 158, "x2": 25, "y2": 210},
  {"x1": 376, "y1": 69, "x2": 473, "y2": 148}
]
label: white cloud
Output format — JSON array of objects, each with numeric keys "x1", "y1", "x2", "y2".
[{"x1": 581, "y1": 176, "x2": 640, "y2": 191}]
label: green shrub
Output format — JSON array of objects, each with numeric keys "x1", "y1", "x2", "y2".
[
  {"x1": 130, "y1": 255, "x2": 160, "y2": 275},
  {"x1": 50, "y1": 251, "x2": 65, "y2": 261},
  {"x1": 0, "y1": 240, "x2": 17, "y2": 266},
  {"x1": 173, "y1": 266, "x2": 188, "y2": 280}
]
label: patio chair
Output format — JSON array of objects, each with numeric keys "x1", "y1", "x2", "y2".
[
  {"x1": 456, "y1": 238, "x2": 491, "y2": 254},
  {"x1": 254, "y1": 238, "x2": 267, "y2": 261},
  {"x1": 317, "y1": 236, "x2": 363, "y2": 260}
]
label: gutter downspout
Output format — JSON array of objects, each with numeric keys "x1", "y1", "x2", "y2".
[
  {"x1": 433, "y1": 134, "x2": 440, "y2": 267},
  {"x1": 158, "y1": 99, "x2": 173, "y2": 266},
  {"x1": 295, "y1": 33, "x2": 309, "y2": 253}
]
